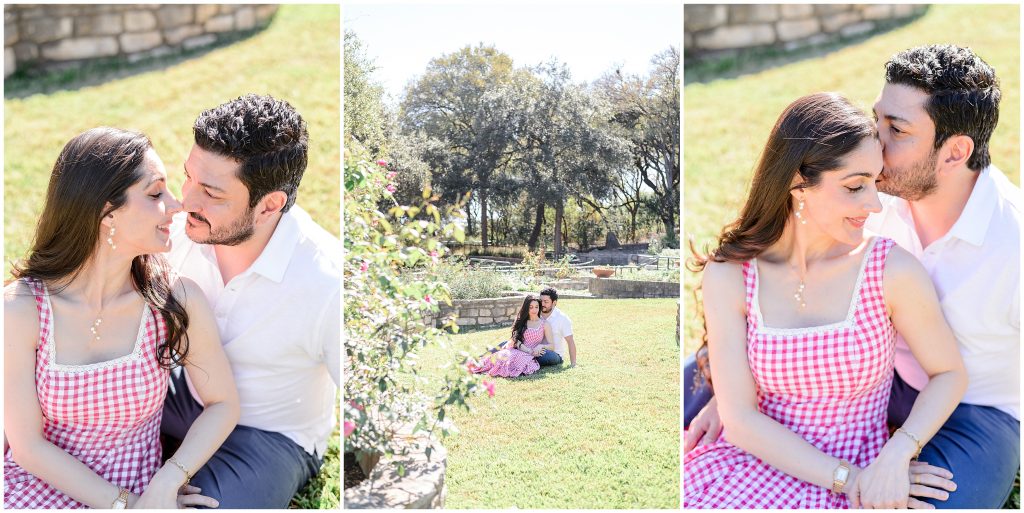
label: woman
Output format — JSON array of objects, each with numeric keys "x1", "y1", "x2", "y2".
[
  {"x1": 683, "y1": 93, "x2": 967, "y2": 508},
  {"x1": 470, "y1": 295, "x2": 554, "y2": 378},
  {"x1": 4, "y1": 127, "x2": 240, "y2": 509}
]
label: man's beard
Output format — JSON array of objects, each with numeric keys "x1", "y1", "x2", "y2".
[
  {"x1": 879, "y1": 148, "x2": 939, "y2": 201},
  {"x1": 188, "y1": 207, "x2": 256, "y2": 246}
]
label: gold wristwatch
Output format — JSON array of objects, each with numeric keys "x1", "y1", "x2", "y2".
[
  {"x1": 112, "y1": 488, "x2": 129, "y2": 509},
  {"x1": 832, "y1": 459, "x2": 851, "y2": 494}
]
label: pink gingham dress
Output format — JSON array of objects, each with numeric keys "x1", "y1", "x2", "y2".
[
  {"x1": 684, "y1": 237, "x2": 896, "y2": 508},
  {"x1": 471, "y1": 324, "x2": 544, "y2": 378},
  {"x1": 4, "y1": 278, "x2": 169, "y2": 509}
]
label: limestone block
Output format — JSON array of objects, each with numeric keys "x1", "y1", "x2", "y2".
[
  {"x1": 695, "y1": 24, "x2": 775, "y2": 50},
  {"x1": 5, "y1": 47, "x2": 15, "y2": 77},
  {"x1": 220, "y1": 5, "x2": 239, "y2": 14},
  {"x1": 729, "y1": 4, "x2": 779, "y2": 24},
  {"x1": 684, "y1": 5, "x2": 727, "y2": 32},
  {"x1": 76, "y1": 13, "x2": 123, "y2": 36},
  {"x1": 776, "y1": 18, "x2": 820, "y2": 41},
  {"x1": 840, "y1": 21, "x2": 874, "y2": 38},
  {"x1": 41, "y1": 36, "x2": 118, "y2": 61},
  {"x1": 780, "y1": 4, "x2": 814, "y2": 19},
  {"x1": 5, "y1": 7, "x2": 16, "y2": 24},
  {"x1": 256, "y1": 4, "x2": 278, "y2": 21},
  {"x1": 156, "y1": 5, "x2": 193, "y2": 28},
  {"x1": 18, "y1": 7, "x2": 45, "y2": 20},
  {"x1": 860, "y1": 4, "x2": 893, "y2": 20},
  {"x1": 204, "y1": 14, "x2": 234, "y2": 33},
  {"x1": 124, "y1": 10, "x2": 157, "y2": 32},
  {"x1": 464, "y1": 309, "x2": 479, "y2": 318},
  {"x1": 478, "y1": 317, "x2": 494, "y2": 325},
  {"x1": 478, "y1": 308, "x2": 492, "y2": 317},
  {"x1": 163, "y1": 24, "x2": 201, "y2": 46},
  {"x1": 5, "y1": 21, "x2": 17, "y2": 45},
  {"x1": 13, "y1": 41, "x2": 37, "y2": 62},
  {"x1": 822, "y1": 11, "x2": 861, "y2": 32},
  {"x1": 235, "y1": 6, "x2": 256, "y2": 30},
  {"x1": 195, "y1": 4, "x2": 218, "y2": 24},
  {"x1": 182, "y1": 33, "x2": 216, "y2": 51},
  {"x1": 120, "y1": 31, "x2": 162, "y2": 53},
  {"x1": 126, "y1": 44, "x2": 172, "y2": 63},
  {"x1": 815, "y1": 4, "x2": 854, "y2": 15},
  {"x1": 892, "y1": 4, "x2": 920, "y2": 17},
  {"x1": 456, "y1": 317, "x2": 477, "y2": 326},
  {"x1": 22, "y1": 17, "x2": 73, "y2": 43}
]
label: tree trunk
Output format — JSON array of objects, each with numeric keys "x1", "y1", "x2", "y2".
[
  {"x1": 527, "y1": 203, "x2": 545, "y2": 251},
  {"x1": 554, "y1": 200, "x2": 564, "y2": 257},
  {"x1": 629, "y1": 207, "x2": 639, "y2": 243},
  {"x1": 480, "y1": 188, "x2": 489, "y2": 250},
  {"x1": 466, "y1": 195, "x2": 475, "y2": 237}
]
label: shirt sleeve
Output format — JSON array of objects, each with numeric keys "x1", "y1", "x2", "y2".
[
  {"x1": 562, "y1": 314, "x2": 573, "y2": 337},
  {"x1": 315, "y1": 287, "x2": 341, "y2": 388}
]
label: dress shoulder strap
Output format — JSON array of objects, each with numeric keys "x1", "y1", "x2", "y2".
[
  {"x1": 741, "y1": 260, "x2": 759, "y2": 328},
  {"x1": 858, "y1": 237, "x2": 896, "y2": 304},
  {"x1": 20, "y1": 277, "x2": 53, "y2": 352}
]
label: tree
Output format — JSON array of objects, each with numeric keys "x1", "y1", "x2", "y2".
[
  {"x1": 401, "y1": 44, "x2": 519, "y2": 249},
  {"x1": 515, "y1": 61, "x2": 629, "y2": 256},
  {"x1": 597, "y1": 46, "x2": 680, "y2": 245},
  {"x1": 343, "y1": 31, "x2": 389, "y2": 156}
]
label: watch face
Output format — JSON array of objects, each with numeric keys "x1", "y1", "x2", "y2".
[{"x1": 835, "y1": 467, "x2": 850, "y2": 481}]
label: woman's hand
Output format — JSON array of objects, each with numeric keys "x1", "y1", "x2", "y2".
[{"x1": 907, "y1": 461, "x2": 956, "y2": 509}]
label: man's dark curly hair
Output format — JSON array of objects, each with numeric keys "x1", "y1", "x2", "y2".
[
  {"x1": 539, "y1": 287, "x2": 558, "y2": 303},
  {"x1": 193, "y1": 94, "x2": 308, "y2": 212},
  {"x1": 885, "y1": 45, "x2": 1000, "y2": 171}
]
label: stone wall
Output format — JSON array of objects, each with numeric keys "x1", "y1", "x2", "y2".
[
  {"x1": 345, "y1": 434, "x2": 447, "y2": 509},
  {"x1": 588, "y1": 277, "x2": 679, "y2": 299},
  {"x1": 428, "y1": 293, "x2": 527, "y2": 330},
  {"x1": 685, "y1": 4, "x2": 926, "y2": 60},
  {"x1": 5, "y1": 4, "x2": 277, "y2": 77}
]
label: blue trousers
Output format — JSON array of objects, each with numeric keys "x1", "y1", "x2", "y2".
[
  {"x1": 683, "y1": 355, "x2": 1020, "y2": 508},
  {"x1": 161, "y1": 370, "x2": 322, "y2": 508}
]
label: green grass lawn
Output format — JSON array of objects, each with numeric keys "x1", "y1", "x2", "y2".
[
  {"x1": 416, "y1": 299, "x2": 680, "y2": 509},
  {"x1": 3, "y1": 5, "x2": 340, "y2": 508},
  {"x1": 683, "y1": 6, "x2": 1020, "y2": 507}
]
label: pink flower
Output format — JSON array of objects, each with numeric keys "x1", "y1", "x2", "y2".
[
  {"x1": 348, "y1": 400, "x2": 364, "y2": 411},
  {"x1": 376, "y1": 159, "x2": 388, "y2": 167},
  {"x1": 344, "y1": 421, "x2": 356, "y2": 438},
  {"x1": 386, "y1": 171, "x2": 397, "y2": 180},
  {"x1": 483, "y1": 379, "x2": 496, "y2": 397},
  {"x1": 430, "y1": 250, "x2": 439, "y2": 263},
  {"x1": 385, "y1": 184, "x2": 396, "y2": 194},
  {"x1": 359, "y1": 261, "x2": 369, "y2": 272},
  {"x1": 424, "y1": 294, "x2": 433, "y2": 304}
]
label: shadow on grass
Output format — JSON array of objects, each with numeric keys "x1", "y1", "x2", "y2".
[
  {"x1": 4, "y1": 19, "x2": 273, "y2": 100},
  {"x1": 684, "y1": 9, "x2": 927, "y2": 85}
]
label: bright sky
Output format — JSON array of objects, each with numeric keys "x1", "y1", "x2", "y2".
[{"x1": 344, "y1": 2, "x2": 681, "y2": 102}]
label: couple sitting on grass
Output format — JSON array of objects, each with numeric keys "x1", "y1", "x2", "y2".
[
  {"x1": 469, "y1": 287, "x2": 577, "y2": 378},
  {"x1": 683, "y1": 45, "x2": 1019, "y2": 509},
  {"x1": 4, "y1": 95, "x2": 339, "y2": 509}
]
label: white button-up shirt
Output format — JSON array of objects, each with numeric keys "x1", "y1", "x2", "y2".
[
  {"x1": 167, "y1": 206, "x2": 341, "y2": 455},
  {"x1": 866, "y1": 165, "x2": 1020, "y2": 420},
  {"x1": 543, "y1": 306, "x2": 574, "y2": 361}
]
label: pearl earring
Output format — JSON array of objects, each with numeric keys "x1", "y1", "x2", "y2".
[
  {"x1": 106, "y1": 216, "x2": 116, "y2": 250},
  {"x1": 794, "y1": 200, "x2": 807, "y2": 225}
]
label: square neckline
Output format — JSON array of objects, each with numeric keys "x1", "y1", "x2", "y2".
[
  {"x1": 750, "y1": 237, "x2": 878, "y2": 335},
  {"x1": 38, "y1": 281, "x2": 151, "y2": 372}
]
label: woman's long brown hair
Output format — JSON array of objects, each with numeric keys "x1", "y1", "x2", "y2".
[
  {"x1": 12, "y1": 127, "x2": 190, "y2": 368},
  {"x1": 687, "y1": 93, "x2": 877, "y2": 387}
]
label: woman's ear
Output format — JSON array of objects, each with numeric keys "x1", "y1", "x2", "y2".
[{"x1": 789, "y1": 173, "x2": 806, "y2": 201}]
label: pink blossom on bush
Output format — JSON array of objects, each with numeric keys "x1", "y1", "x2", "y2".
[
  {"x1": 359, "y1": 261, "x2": 369, "y2": 272},
  {"x1": 376, "y1": 159, "x2": 388, "y2": 167},
  {"x1": 425, "y1": 294, "x2": 433, "y2": 304},
  {"x1": 386, "y1": 171, "x2": 397, "y2": 180},
  {"x1": 344, "y1": 421, "x2": 356, "y2": 438},
  {"x1": 385, "y1": 184, "x2": 397, "y2": 194},
  {"x1": 483, "y1": 379, "x2": 496, "y2": 397}
]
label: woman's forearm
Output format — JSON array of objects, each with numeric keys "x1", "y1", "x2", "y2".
[
  {"x1": 881, "y1": 370, "x2": 967, "y2": 461},
  {"x1": 9, "y1": 438, "x2": 126, "y2": 508},
  {"x1": 151, "y1": 401, "x2": 240, "y2": 489},
  {"x1": 723, "y1": 409, "x2": 855, "y2": 491}
]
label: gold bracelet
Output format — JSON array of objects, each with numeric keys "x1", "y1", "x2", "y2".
[
  {"x1": 167, "y1": 457, "x2": 193, "y2": 484},
  {"x1": 895, "y1": 427, "x2": 923, "y2": 459}
]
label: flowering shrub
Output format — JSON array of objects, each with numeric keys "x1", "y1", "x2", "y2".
[
  {"x1": 344, "y1": 143, "x2": 486, "y2": 462},
  {"x1": 434, "y1": 259, "x2": 516, "y2": 299}
]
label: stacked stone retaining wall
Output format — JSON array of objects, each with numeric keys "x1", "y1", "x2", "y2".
[
  {"x1": 685, "y1": 4, "x2": 926, "y2": 60},
  {"x1": 588, "y1": 277, "x2": 679, "y2": 299},
  {"x1": 427, "y1": 293, "x2": 527, "y2": 330},
  {"x1": 5, "y1": 4, "x2": 277, "y2": 77}
]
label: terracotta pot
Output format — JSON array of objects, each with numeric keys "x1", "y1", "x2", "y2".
[{"x1": 593, "y1": 268, "x2": 614, "y2": 278}]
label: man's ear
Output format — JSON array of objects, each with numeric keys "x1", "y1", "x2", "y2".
[
  {"x1": 254, "y1": 191, "x2": 288, "y2": 224},
  {"x1": 941, "y1": 135, "x2": 975, "y2": 169}
]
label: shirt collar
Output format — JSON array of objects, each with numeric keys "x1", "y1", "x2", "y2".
[{"x1": 947, "y1": 165, "x2": 999, "y2": 247}]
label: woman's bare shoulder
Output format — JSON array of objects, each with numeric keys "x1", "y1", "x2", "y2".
[{"x1": 4, "y1": 280, "x2": 40, "y2": 344}]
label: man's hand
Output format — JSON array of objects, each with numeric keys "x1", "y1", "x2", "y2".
[
  {"x1": 683, "y1": 396, "x2": 722, "y2": 453},
  {"x1": 532, "y1": 347, "x2": 547, "y2": 357},
  {"x1": 907, "y1": 461, "x2": 956, "y2": 509}
]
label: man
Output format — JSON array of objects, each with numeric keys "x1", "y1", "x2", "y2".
[
  {"x1": 685, "y1": 45, "x2": 1020, "y2": 508},
  {"x1": 161, "y1": 94, "x2": 341, "y2": 508},
  {"x1": 538, "y1": 287, "x2": 577, "y2": 368}
]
